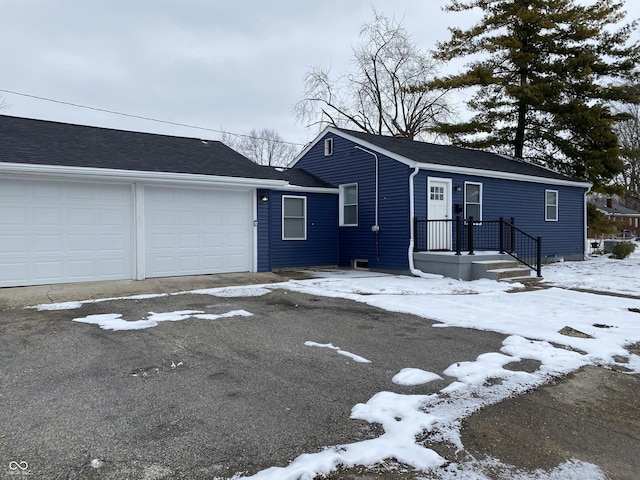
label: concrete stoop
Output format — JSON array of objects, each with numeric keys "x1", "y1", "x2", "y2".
[{"x1": 413, "y1": 251, "x2": 541, "y2": 282}]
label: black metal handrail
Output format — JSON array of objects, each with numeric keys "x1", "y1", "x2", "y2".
[{"x1": 414, "y1": 216, "x2": 542, "y2": 277}]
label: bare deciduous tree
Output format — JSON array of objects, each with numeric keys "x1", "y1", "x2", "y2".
[
  {"x1": 295, "y1": 10, "x2": 451, "y2": 140},
  {"x1": 220, "y1": 128, "x2": 299, "y2": 167},
  {"x1": 616, "y1": 102, "x2": 640, "y2": 209}
]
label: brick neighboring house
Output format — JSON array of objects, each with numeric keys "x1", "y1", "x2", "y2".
[{"x1": 589, "y1": 197, "x2": 640, "y2": 238}]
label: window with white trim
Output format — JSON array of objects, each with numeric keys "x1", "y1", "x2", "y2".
[
  {"x1": 339, "y1": 184, "x2": 358, "y2": 226},
  {"x1": 545, "y1": 190, "x2": 558, "y2": 221},
  {"x1": 464, "y1": 182, "x2": 482, "y2": 221},
  {"x1": 324, "y1": 138, "x2": 334, "y2": 156},
  {"x1": 282, "y1": 196, "x2": 307, "y2": 240}
]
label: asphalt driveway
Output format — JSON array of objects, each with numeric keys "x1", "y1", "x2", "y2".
[{"x1": 0, "y1": 278, "x2": 507, "y2": 479}]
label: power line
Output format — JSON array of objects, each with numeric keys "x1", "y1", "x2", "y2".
[{"x1": 0, "y1": 88, "x2": 305, "y2": 146}]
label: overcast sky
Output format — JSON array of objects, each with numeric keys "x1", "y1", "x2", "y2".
[{"x1": 1, "y1": 0, "x2": 639, "y2": 149}]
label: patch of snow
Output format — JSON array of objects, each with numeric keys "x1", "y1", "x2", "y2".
[
  {"x1": 33, "y1": 293, "x2": 169, "y2": 311},
  {"x1": 304, "y1": 341, "x2": 371, "y2": 363},
  {"x1": 35, "y1": 301, "x2": 85, "y2": 311},
  {"x1": 436, "y1": 457, "x2": 605, "y2": 479},
  {"x1": 72, "y1": 309, "x2": 253, "y2": 331},
  {"x1": 189, "y1": 286, "x2": 275, "y2": 297},
  {"x1": 392, "y1": 368, "x2": 443, "y2": 386}
]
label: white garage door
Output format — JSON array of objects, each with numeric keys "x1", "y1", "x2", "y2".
[
  {"x1": 144, "y1": 186, "x2": 253, "y2": 278},
  {"x1": 0, "y1": 179, "x2": 134, "y2": 287}
]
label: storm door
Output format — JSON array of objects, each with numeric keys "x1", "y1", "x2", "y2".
[{"x1": 427, "y1": 178, "x2": 452, "y2": 250}]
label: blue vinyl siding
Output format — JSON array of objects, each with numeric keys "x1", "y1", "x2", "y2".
[
  {"x1": 265, "y1": 190, "x2": 338, "y2": 269},
  {"x1": 414, "y1": 171, "x2": 587, "y2": 258},
  {"x1": 296, "y1": 134, "x2": 412, "y2": 271},
  {"x1": 256, "y1": 189, "x2": 271, "y2": 272}
]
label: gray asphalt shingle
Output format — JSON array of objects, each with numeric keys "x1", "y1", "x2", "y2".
[
  {"x1": 0, "y1": 115, "x2": 333, "y2": 188},
  {"x1": 339, "y1": 128, "x2": 583, "y2": 182}
]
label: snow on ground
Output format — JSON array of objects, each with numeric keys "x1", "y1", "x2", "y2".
[
  {"x1": 72, "y1": 309, "x2": 253, "y2": 331},
  {"x1": 392, "y1": 368, "x2": 443, "y2": 386},
  {"x1": 542, "y1": 240, "x2": 640, "y2": 296},
  {"x1": 304, "y1": 341, "x2": 371, "y2": 363},
  {"x1": 37, "y1": 245, "x2": 640, "y2": 479}
]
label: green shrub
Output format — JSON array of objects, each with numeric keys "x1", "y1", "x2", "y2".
[{"x1": 610, "y1": 241, "x2": 636, "y2": 259}]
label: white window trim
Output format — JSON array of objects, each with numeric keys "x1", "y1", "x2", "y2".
[
  {"x1": 324, "y1": 138, "x2": 334, "y2": 156},
  {"x1": 282, "y1": 195, "x2": 307, "y2": 240},
  {"x1": 339, "y1": 183, "x2": 358, "y2": 226},
  {"x1": 545, "y1": 189, "x2": 558, "y2": 222},
  {"x1": 464, "y1": 181, "x2": 482, "y2": 221}
]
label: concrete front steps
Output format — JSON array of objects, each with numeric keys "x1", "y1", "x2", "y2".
[
  {"x1": 471, "y1": 259, "x2": 541, "y2": 283},
  {"x1": 413, "y1": 251, "x2": 542, "y2": 282}
]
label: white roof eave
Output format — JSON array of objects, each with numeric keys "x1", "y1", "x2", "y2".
[{"x1": 0, "y1": 162, "x2": 291, "y2": 189}]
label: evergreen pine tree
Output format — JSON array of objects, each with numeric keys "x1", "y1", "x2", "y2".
[{"x1": 428, "y1": 0, "x2": 640, "y2": 189}]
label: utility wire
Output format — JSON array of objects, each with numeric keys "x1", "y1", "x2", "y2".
[{"x1": 0, "y1": 88, "x2": 305, "y2": 146}]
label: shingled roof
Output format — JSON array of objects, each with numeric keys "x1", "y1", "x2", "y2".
[
  {"x1": 591, "y1": 199, "x2": 640, "y2": 216},
  {"x1": 337, "y1": 128, "x2": 585, "y2": 183},
  {"x1": 0, "y1": 115, "x2": 333, "y2": 188}
]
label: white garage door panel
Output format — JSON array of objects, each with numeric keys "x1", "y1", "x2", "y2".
[
  {"x1": 0, "y1": 179, "x2": 134, "y2": 287},
  {"x1": 145, "y1": 187, "x2": 252, "y2": 277}
]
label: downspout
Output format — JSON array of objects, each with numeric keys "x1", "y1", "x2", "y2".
[
  {"x1": 584, "y1": 185, "x2": 592, "y2": 259},
  {"x1": 408, "y1": 164, "x2": 435, "y2": 278},
  {"x1": 355, "y1": 146, "x2": 380, "y2": 260}
]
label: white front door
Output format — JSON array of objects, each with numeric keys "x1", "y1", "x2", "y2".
[{"x1": 427, "y1": 178, "x2": 452, "y2": 250}]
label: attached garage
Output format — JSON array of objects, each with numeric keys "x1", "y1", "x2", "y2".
[
  {"x1": 0, "y1": 178, "x2": 134, "y2": 287},
  {"x1": 0, "y1": 115, "x2": 336, "y2": 288},
  {"x1": 143, "y1": 186, "x2": 253, "y2": 278}
]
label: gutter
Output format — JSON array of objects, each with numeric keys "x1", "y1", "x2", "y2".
[{"x1": 584, "y1": 185, "x2": 592, "y2": 259}]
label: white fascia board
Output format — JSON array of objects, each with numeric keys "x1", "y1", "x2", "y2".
[
  {"x1": 0, "y1": 162, "x2": 289, "y2": 189},
  {"x1": 331, "y1": 129, "x2": 592, "y2": 188},
  {"x1": 277, "y1": 185, "x2": 339, "y2": 194}
]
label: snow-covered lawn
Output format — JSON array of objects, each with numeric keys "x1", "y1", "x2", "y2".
[{"x1": 35, "y1": 243, "x2": 640, "y2": 480}]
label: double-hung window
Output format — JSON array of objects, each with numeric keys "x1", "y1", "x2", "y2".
[
  {"x1": 282, "y1": 196, "x2": 306, "y2": 240},
  {"x1": 545, "y1": 190, "x2": 558, "y2": 221},
  {"x1": 464, "y1": 182, "x2": 482, "y2": 221},
  {"x1": 339, "y1": 184, "x2": 358, "y2": 226}
]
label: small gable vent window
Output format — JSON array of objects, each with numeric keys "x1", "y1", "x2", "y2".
[
  {"x1": 324, "y1": 138, "x2": 334, "y2": 156},
  {"x1": 282, "y1": 195, "x2": 307, "y2": 240},
  {"x1": 545, "y1": 190, "x2": 558, "y2": 221}
]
